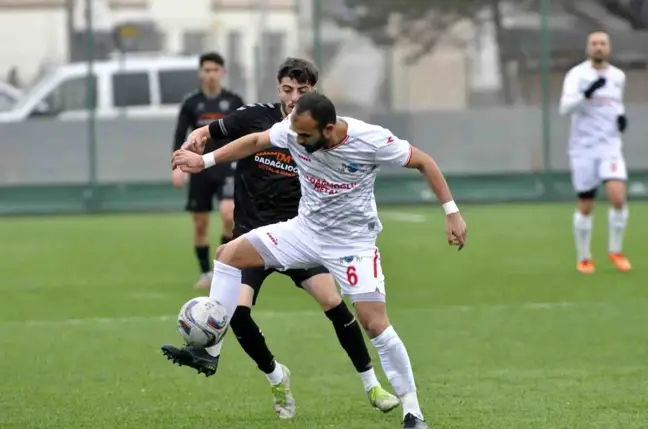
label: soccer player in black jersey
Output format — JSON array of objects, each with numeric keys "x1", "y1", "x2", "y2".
[
  {"x1": 163, "y1": 58, "x2": 399, "y2": 419},
  {"x1": 172, "y1": 52, "x2": 245, "y2": 289}
]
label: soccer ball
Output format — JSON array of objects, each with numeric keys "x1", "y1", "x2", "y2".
[{"x1": 177, "y1": 297, "x2": 229, "y2": 347}]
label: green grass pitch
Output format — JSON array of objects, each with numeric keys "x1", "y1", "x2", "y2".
[{"x1": 1, "y1": 203, "x2": 647, "y2": 428}]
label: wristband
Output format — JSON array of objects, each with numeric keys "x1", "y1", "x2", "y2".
[
  {"x1": 442, "y1": 200, "x2": 459, "y2": 215},
  {"x1": 202, "y1": 153, "x2": 216, "y2": 169}
]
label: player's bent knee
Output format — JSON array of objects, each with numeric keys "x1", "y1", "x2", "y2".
[
  {"x1": 302, "y1": 274, "x2": 342, "y2": 311},
  {"x1": 605, "y1": 180, "x2": 626, "y2": 208},
  {"x1": 219, "y1": 200, "x2": 235, "y2": 225},
  {"x1": 215, "y1": 236, "x2": 266, "y2": 269},
  {"x1": 353, "y1": 298, "x2": 390, "y2": 338},
  {"x1": 192, "y1": 213, "x2": 210, "y2": 237},
  {"x1": 577, "y1": 196, "x2": 595, "y2": 215},
  {"x1": 214, "y1": 245, "x2": 225, "y2": 259}
]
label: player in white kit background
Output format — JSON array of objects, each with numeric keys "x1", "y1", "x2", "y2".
[
  {"x1": 559, "y1": 31, "x2": 631, "y2": 274},
  {"x1": 172, "y1": 92, "x2": 467, "y2": 429}
]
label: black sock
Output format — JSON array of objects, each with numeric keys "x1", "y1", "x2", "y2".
[
  {"x1": 325, "y1": 301, "x2": 372, "y2": 373},
  {"x1": 221, "y1": 235, "x2": 232, "y2": 245},
  {"x1": 229, "y1": 306, "x2": 276, "y2": 374},
  {"x1": 195, "y1": 245, "x2": 210, "y2": 273}
]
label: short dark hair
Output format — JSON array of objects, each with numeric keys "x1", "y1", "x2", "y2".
[
  {"x1": 199, "y1": 52, "x2": 225, "y2": 67},
  {"x1": 295, "y1": 92, "x2": 336, "y2": 130},
  {"x1": 277, "y1": 57, "x2": 318, "y2": 86}
]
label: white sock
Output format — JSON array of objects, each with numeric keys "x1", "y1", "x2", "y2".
[
  {"x1": 573, "y1": 211, "x2": 593, "y2": 261},
  {"x1": 370, "y1": 326, "x2": 423, "y2": 420},
  {"x1": 401, "y1": 392, "x2": 423, "y2": 420},
  {"x1": 359, "y1": 368, "x2": 380, "y2": 392},
  {"x1": 608, "y1": 206, "x2": 628, "y2": 254},
  {"x1": 265, "y1": 361, "x2": 285, "y2": 385},
  {"x1": 204, "y1": 261, "x2": 241, "y2": 357},
  {"x1": 205, "y1": 340, "x2": 223, "y2": 357}
]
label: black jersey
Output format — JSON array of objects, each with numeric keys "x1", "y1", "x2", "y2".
[
  {"x1": 208, "y1": 102, "x2": 300, "y2": 233},
  {"x1": 173, "y1": 89, "x2": 244, "y2": 179}
]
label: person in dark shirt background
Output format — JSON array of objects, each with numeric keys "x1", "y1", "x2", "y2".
[{"x1": 172, "y1": 52, "x2": 244, "y2": 289}]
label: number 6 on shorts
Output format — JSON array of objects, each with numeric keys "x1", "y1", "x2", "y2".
[
  {"x1": 346, "y1": 266, "x2": 358, "y2": 286},
  {"x1": 325, "y1": 248, "x2": 385, "y2": 296}
]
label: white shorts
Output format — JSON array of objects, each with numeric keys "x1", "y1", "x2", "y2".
[
  {"x1": 244, "y1": 217, "x2": 386, "y2": 299},
  {"x1": 569, "y1": 152, "x2": 627, "y2": 193}
]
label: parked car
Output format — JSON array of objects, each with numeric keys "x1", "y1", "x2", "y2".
[{"x1": 0, "y1": 54, "x2": 200, "y2": 122}]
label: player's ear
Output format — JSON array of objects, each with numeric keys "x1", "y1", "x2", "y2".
[{"x1": 323, "y1": 124, "x2": 335, "y2": 138}]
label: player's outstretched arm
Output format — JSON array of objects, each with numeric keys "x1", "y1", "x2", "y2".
[
  {"x1": 172, "y1": 131, "x2": 272, "y2": 173},
  {"x1": 405, "y1": 147, "x2": 467, "y2": 249},
  {"x1": 405, "y1": 147, "x2": 453, "y2": 204}
]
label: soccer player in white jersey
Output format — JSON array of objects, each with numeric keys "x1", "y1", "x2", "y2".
[
  {"x1": 172, "y1": 92, "x2": 467, "y2": 429},
  {"x1": 559, "y1": 31, "x2": 631, "y2": 274}
]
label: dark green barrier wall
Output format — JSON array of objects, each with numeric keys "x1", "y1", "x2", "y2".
[{"x1": 3, "y1": 171, "x2": 648, "y2": 215}]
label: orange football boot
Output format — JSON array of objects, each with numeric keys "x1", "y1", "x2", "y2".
[
  {"x1": 576, "y1": 259, "x2": 595, "y2": 274},
  {"x1": 609, "y1": 253, "x2": 632, "y2": 272}
]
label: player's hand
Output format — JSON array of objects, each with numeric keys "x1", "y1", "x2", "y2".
[
  {"x1": 445, "y1": 212, "x2": 467, "y2": 251},
  {"x1": 617, "y1": 114, "x2": 627, "y2": 133},
  {"x1": 172, "y1": 149, "x2": 205, "y2": 173},
  {"x1": 171, "y1": 168, "x2": 188, "y2": 188},
  {"x1": 181, "y1": 126, "x2": 211, "y2": 154},
  {"x1": 584, "y1": 77, "x2": 606, "y2": 98}
]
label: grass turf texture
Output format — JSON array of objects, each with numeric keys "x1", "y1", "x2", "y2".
[{"x1": 1, "y1": 203, "x2": 647, "y2": 428}]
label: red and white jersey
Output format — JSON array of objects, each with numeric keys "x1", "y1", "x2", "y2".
[
  {"x1": 559, "y1": 61, "x2": 626, "y2": 156},
  {"x1": 269, "y1": 116, "x2": 412, "y2": 257}
]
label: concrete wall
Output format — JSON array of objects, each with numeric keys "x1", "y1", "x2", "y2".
[{"x1": 2, "y1": 106, "x2": 647, "y2": 185}]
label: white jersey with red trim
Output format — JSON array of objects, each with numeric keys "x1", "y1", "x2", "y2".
[
  {"x1": 268, "y1": 116, "x2": 412, "y2": 257},
  {"x1": 559, "y1": 61, "x2": 626, "y2": 156}
]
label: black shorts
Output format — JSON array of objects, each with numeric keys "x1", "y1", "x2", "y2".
[
  {"x1": 185, "y1": 173, "x2": 234, "y2": 212},
  {"x1": 242, "y1": 266, "x2": 330, "y2": 306}
]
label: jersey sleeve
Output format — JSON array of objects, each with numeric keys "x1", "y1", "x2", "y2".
[
  {"x1": 209, "y1": 104, "x2": 254, "y2": 141},
  {"x1": 559, "y1": 67, "x2": 585, "y2": 116},
  {"x1": 173, "y1": 99, "x2": 193, "y2": 151},
  {"x1": 268, "y1": 117, "x2": 291, "y2": 148},
  {"x1": 618, "y1": 71, "x2": 626, "y2": 115},
  {"x1": 373, "y1": 128, "x2": 413, "y2": 167}
]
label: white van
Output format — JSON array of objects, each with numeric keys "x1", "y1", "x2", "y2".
[{"x1": 0, "y1": 54, "x2": 200, "y2": 122}]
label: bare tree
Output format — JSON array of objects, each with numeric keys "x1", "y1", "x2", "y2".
[
  {"x1": 337, "y1": 0, "x2": 487, "y2": 64},
  {"x1": 338, "y1": 0, "x2": 518, "y2": 103}
]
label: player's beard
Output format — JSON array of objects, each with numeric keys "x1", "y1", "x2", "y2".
[
  {"x1": 590, "y1": 53, "x2": 607, "y2": 65},
  {"x1": 304, "y1": 136, "x2": 327, "y2": 153}
]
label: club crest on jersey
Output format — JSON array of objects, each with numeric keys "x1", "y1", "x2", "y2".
[
  {"x1": 339, "y1": 162, "x2": 361, "y2": 173},
  {"x1": 346, "y1": 163, "x2": 359, "y2": 173},
  {"x1": 219, "y1": 99, "x2": 230, "y2": 111}
]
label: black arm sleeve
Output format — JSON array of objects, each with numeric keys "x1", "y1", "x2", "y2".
[
  {"x1": 232, "y1": 94, "x2": 245, "y2": 110},
  {"x1": 209, "y1": 106, "x2": 252, "y2": 141},
  {"x1": 173, "y1": 102, "x2": 193, "y2": 151}
]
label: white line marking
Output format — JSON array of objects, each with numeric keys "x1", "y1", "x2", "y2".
[
  {"x1": 0, "y1": 302, "x2": 600, "y2": 328},
  {"x1": 382, "y1": 212, "x2": 427, "y2": 222}
]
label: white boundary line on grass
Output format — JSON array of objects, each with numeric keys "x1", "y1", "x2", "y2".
[
  {"x1": 381, "y1": 212, "x2": 427, "y2": 223},
  {"x1": 0, "y1": 301, "x2": 600, "y2": 328}
]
